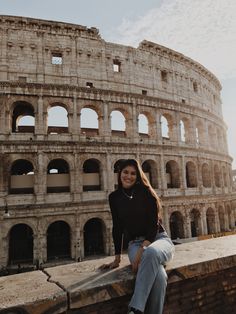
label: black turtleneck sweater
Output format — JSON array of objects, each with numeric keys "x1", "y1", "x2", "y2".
[{"x1": 109, "y1": 184, "x2": 164, "y2": 255}]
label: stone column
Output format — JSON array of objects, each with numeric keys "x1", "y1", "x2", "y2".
[
  {"x1": 99, "y1": 102, "x2": 110, "y2": 137},
  {"x1": 181, "y1": 155, "x2": 186, "y2": 190},
  {"x1": 149, "y1": 117, "x2": 158, "y2": 141},
  {"x1": 73, "y1": 153, "x2": 82, "y2": 202},
  {"x1": 156, "y1": 112, "x2": 162, "y2": 145},
  {"x1": 0, "y1": 28, "x2": 8, "y2": 81},
  {"x1": 185, "y1": 212, "x2": 192, "y2": 238},
  {"x1": 69, "y1": 35, "x2": 78, "y2": 85},
  {"x1": 202, "y1": 209, "x2": 208, "y2": 235},
  {"x1": 106, "y1": 153, "x2": 113, "y2": 194},
  {"x1": 160, "y1": 154, "x2": 166, "y2": 191},
  {"x1": 35, "y1": 152, "x2": 47, "y2": 203},
  {"x1": 171, "y1": 112, "x2": 180, "y2": 144},
  {"x1": 131, "y1": 104, "x2": 138, "y2": 139},
  {"x1": 211, "y1": 161, "x2": 216, "y2": 194},
  {"x1": 36, "y1": 31, "x2": 45, "y2": 83},
  {"x1": 35, "y1": 95, "x2": 45, "y2": 136},
  {"x1": 70, "y1": 95, "x2": 79, "y2": 138}
]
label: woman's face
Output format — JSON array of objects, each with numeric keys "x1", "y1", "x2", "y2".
[{"x1": 120, "y1": 165, "x2": 137, "y2": 189}]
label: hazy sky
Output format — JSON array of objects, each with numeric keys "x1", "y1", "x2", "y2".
[{"x1": 1, "y1": 0, "x2": 235, "y2": 166}]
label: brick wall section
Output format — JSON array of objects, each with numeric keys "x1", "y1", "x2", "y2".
[
  {"x1": 164, "y1": 266, "x2": 236, "y2": 314},
  {"x1": 66, "y1": 267, "x2": 236, "y2": 314}
]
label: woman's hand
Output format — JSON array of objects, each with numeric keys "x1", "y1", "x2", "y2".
[
  {"x1": 131, "y1": 240, "x2": 151, "y2": 273},
  {"x1": 131, "y1": 247, "x2": 143, "y2": 273},
  {"x1": 99, "y1": 255, "x2": 120, "y2": 270}
]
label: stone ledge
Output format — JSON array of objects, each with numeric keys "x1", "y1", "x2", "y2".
[
  {"x1": 0, "y1": 270, "x2": 67, "y2": 313},
  {"x1": 0, "y1": 235, "x2": 236, "y2": 314}
]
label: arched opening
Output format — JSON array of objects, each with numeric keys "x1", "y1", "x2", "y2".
[
  {"x1": 138, "y1": 113, "x2": 149, "y2": 136},
  {"x1": 142, "y1": 160, "x2": 158, "y2": 189},
  {"x1": 83, "y1": 159, "x2": 101, "y2": 191},
  {"x1": 80, "y1": 107, "x2": 99, "y2": 135},
  {"x1": 84, "y1": 218, "x2": 105, "y2": 257},
  {"x1": 110, "y1": 110, "x2": 126, "y2": 137},
  {"x1": 10, "y1": 159, "x2": 34, "y2": 194},
  {"x1": 8, "y1": 224, "x2": 33, "y2": 265},
  {"x1": 170, "y1": 211, "x2": 185, "y2": 239},
  {"x1": 12, "y1": 101, "x2": 35, "y2": 133},
  {"x1": 47, "y1": 105, "x2": 68, "y2": 134},
  {"x1": 180, "y1": 120, "x2": 185, "y2": 142},
  {"x1": 218, "y1": 206, "x2": 226, "y2": 232},
  {"x1": 206, "y1": 208, "x2": 216, "y2": 234},
  {"x1": 161, "y1": 115, "x2": 169, "y2": 139},
  {"x1": 202, "y1": 163, "x2": 211, "y2": 187},
  {"x1": 166, "y1": 160, "x2": 180, "y2": 188},
  {"x1": 47, "y1": 221, "x2": 71, "y2": 261},
  {"x1": 214, "y1": 164, "x2": 221, "y2": 187},
  {"x1": 186, "y1": 161, "x2": 197, "y2": 188},
  {"x1": 195, "y1": 121, "x2": 205, "y2": 146},
  {"x1": 47, "y1": 159, "x2": 70, "y2": 193},
  {"x1": 190, "y1": 209, "x2": 201, "y2": 237}
]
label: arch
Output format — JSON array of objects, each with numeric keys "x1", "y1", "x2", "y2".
[
  {"x1": 180, "y1": 120, "x2": 186, "y2": 142},
  {"x1": 214, "y1": 164, "x2": 221, "y2": 187},
  {"x1": 218, "y1": 206, "x2": 226, "y2": 232},
  {"x1": 47, "y1": 105, "x2": 68, "y2": 134},
  {"x1": 186, "y1": 161, "x2": 197, "y2": 188},
  {"x1": 166, "y1": 160, "x2": 180, "y2": 188},
  {"x1": 202, "y1": 163, "x2": 211, "y2": 187},
  {"x1": 47, "y1": 221, "x2": 71, "y2": 261},
  {"x1": 83, "y1": 218, "x2": 105, "y2": 256},
  {"x1": 80, "y1": 107, "x2": 99, "y2": 135},
  {"x1": 12, "y1": 101, "x2": 35, "y2": 133},
  {"x1": 195, "y1": 120, "x2": 205, "y2": 145},
  {"x1": 206, "y1": 208, "x2": 216, "y2": 234},
  {"x1": 8, "y1": 224, "x2": 33, "y2": 265},
  {"x1": 142, "y1": 160, "x2": 158, "y2": 189},
  {"x1": 110, "y1": 110, "x2": 126, "y2": 136},
  {"x1": 160, "y1": 115, "x2": 170, "y2": 139},
  {"x1": 10, "y1": 159, "x2": 34, "y2": 194},
  {"x1": 83, "y1": 158, "x2": 101, "y2": 191},
  {"x1": 47, "y1": 159, "x2": 70, "y2": 193},
  {"x1": 170, "y1": 211, "x2": 185, "y2": 239},
  {"x1": 190, "y1": 209, "x2": 201, "y2": 237},
  {"x1": 138, "y1": 113, "x2": 149, "y2": 135}
]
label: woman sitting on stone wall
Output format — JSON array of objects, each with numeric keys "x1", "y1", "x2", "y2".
[{"x1": 100, "y1": 159, "x2": 175, "y2": 314}]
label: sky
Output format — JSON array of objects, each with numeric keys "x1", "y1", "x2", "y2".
[{"x1": 1, "y1": 0, "x2": 235, "y2": 167}]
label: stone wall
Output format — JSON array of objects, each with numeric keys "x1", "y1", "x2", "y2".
[{"x1": 0, "y1": 235, "x2": 236, "y2": 314}]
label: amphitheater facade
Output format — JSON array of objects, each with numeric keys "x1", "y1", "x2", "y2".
[{"x1": 0, "y1": 15, "x2": 235, "y2": 270}]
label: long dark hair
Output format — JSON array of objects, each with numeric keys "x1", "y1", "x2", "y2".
[{"x1": 117, "y1": 159, "x2": 162, "y2": 216}]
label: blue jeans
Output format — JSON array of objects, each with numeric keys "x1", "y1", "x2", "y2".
[{"x1": 128, "y1": 232, "x2": 175, "y2": 314}]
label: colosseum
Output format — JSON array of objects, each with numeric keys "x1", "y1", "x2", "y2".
[{"x1": 0, "y1": 15, "x2": 235, "y2": 272}]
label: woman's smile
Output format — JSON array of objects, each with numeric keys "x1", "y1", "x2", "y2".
[{"x1": 120, "y1": 165, "x2": 137, "y2": 189}]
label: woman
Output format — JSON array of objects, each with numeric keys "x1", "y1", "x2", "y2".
[{"x1": 101, "y1": 159, "x2": 175, "y2": 314}]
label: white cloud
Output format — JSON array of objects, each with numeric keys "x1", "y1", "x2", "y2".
[{"x1": 114, "y1": 0, "x2": 236, "y2": 80}]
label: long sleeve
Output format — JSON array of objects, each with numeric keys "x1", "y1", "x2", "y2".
[
  {"x1": 109, "y1": 193, "x2": 124, "y2": 254},
  {"x1": 145, "y1": 191, "x2": 158, "y2": 243}
]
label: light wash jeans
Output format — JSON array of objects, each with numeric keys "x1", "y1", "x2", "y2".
[{"x1": 128, "y1": 232, "x2": 175, "y2": 314}]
